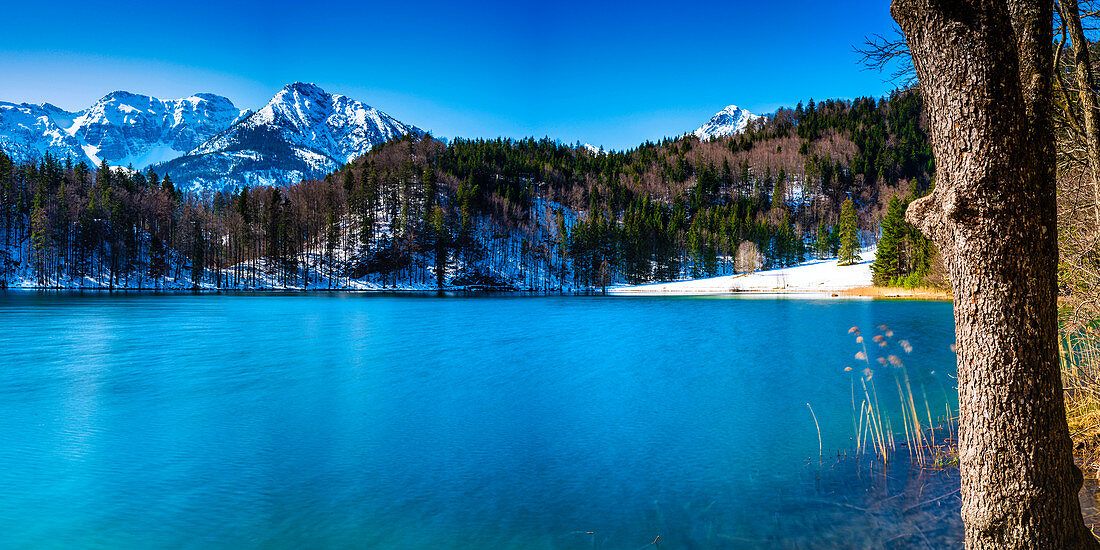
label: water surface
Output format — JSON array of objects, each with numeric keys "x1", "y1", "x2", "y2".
[{"x1": 0, "y1": 293, "x2": 959, "y2": 548}]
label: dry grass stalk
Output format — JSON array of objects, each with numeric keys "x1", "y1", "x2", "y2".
[
  {"x1": 846, "y1": 324, "x2": 940, "y2": 466},
  {"x1": 1061, "y1": 325, "x2": 1100, "y2": 476}
]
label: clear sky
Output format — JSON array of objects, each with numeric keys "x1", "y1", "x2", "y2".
[{"x1": 0, "y1": 0, "x2": 898, "y2": 150}]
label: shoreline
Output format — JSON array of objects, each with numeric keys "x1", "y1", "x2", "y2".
[
  {"x1": 0, "y1": 286, "x2": 557, "y2": 294},
  {"x1": 609, "y1": 285, "x2": 952, "y2": 300},
  {"x1": 2, "y1": 283, "x2": 954, "y2": 301},
  {"x1": 0, "y1": 284, "x2": 956, "y2": 301},
  {"x1": 838, "y1": 285, "x2": 953, "y2": 301}
]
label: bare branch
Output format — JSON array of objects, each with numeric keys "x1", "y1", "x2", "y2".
[{"x1": 854, "y1": 27, "x2": 916, "y2": 87}]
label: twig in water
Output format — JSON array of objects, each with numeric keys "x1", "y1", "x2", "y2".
[
  {"x1": 901, "y1": 489, "x2": 962, "y2": 514},
  {"x1": 807, "y1": 402, "x2": 822, "y2": 457}
]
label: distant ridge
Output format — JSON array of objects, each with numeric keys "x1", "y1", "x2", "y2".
[
  {"x1": 0, "y1": 83, "x2": 423, "y2": 192},
  {"x1": 0, "y1": 91, "x2": 247, "y2": 169}
]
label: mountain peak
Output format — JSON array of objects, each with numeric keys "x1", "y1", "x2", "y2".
[
  {"x1": 280, "y1": 82, "x2": 327, "y2": 97},
  {"x1": 693, "y1": 104, "x2": 763, "y2": 141},
  {"x1": 188, "y1": 92, "x2": 232, "y2": 103},
  {"x1": 99, "y1": 90, "x2": 144, "y2": 102},
  {"x1": 162, "y1": 84, "x2": 422, "y2": 191}
]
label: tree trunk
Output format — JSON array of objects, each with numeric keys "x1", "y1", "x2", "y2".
[
  {"x1": 1061, "y1": 0, "x2": 1100, "y2": 224},
  {"x1": 892, "y1": 0, "x2": 1099, "y2": 547}
]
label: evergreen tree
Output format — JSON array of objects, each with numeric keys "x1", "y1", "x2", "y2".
[
  {"x1": 431, "y1": 204, "x2": 447, "y2": 288},
  {"x1": 161, "y1": 174, "x2": 177, "y2": 202},
  {"x1": 871, "y1": 191, "x2": 938, "y2": 287},
  {"x1": 815, "y1": 219, "x2": 833, "y2": 259},
  {"x1": 838, "y1": 197, "x2": 861, "y2": 265},
  {"x1": 30, "y1": 189, "x2": 49, "y2": 285},
  {"x1": 872, "y1": 196, "x2": 905, "y2": 284}
]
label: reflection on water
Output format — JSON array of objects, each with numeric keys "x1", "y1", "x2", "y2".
[
  {"x1": 769, "y1": 454, "x2": 962, "y2": 549},
  {"x1": 0, "y1": 292, "x2": 961, "y2": 548}
]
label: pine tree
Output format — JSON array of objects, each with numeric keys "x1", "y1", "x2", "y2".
[
  {"x1": 431, "y1": 204, "x2": 447, "y2": 288},
  {"x1": 872, "y1": 196, "x2": 904, "y2": 284},
  {"x1": 30, "y1": 189, "x2": 49, "y2": 286},
  {"x1": 815, "y1": 219, "x2": 832, "y2": 259},
  {"x1": 161, "y1": 174, "x2": 177, "y2": 203},
  {"x1": 838, "y1": 197, "x2": 860, "y2": 266}
]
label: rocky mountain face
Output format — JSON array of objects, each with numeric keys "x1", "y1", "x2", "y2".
[
  {"x1": 0, "y1": 83, "x2": 422, "y2": 192},
  {"x1": 0, "y1": 92, "x2": 248, "y2": 170},
  {"x1": 0, "y1": 102, "x2": 88, "y2": 165},
  {"x1": 159, "y1": 82, "x2": 423, "y2": 191},
  {"x1": 70, "y1": 91, "x2": 250, "y2": 169}
]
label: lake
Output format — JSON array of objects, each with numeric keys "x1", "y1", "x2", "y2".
[{"x1": 0, "y1": 292, "x2": 960, "y2": 549}]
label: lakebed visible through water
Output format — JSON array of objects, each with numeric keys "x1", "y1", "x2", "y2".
[{"x1": 0, "y1": 292, "x2": 970, "y2": 548}]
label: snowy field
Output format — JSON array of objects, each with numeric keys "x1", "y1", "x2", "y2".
[{"x1": 610, "y1": 246, "x2": 876, "y2": 296}]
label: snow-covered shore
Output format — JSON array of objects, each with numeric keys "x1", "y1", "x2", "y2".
[{"x1": 610, "y1": 247, "x2": 876, "y2": 296}]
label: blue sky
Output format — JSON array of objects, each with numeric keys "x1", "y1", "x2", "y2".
[{"x1": 0, "y1": 0, "x2": 898, "y2": 150}]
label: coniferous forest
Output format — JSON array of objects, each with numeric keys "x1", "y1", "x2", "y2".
[{"x1": 0, "y1": 90, "x2": 938, "y2": 290}]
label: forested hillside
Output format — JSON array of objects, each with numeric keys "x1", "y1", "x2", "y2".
[{"x1": 0, "y1": 90, "x2": 937, "y2": 290}]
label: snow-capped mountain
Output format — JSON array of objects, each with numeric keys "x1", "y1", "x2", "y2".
[
  {"x1": 0, "y1": 102, "x2": 89, "y2": 165},
  {"x1": 0, "y1": 83, "x2": 422, "y2": 191},
  {"x1": 154, "y1": 82, "x2": 424, "y2": 191},
  {"x1": 0, "y1": 92, "x2": 248, "y2": 169},
  {"x1": 693, "y1": 105, "x2": 763, "y2": 141},
  {"x1": 69, "y1": 91, "x2": 249, "y2": 169},
  {"x1": 583, "y1": 143, "x2": 605, "y2": 155}
]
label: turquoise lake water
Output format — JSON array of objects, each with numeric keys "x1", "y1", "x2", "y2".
[{"x1": 0, "y1": 293, "x2": 960, "y2": 549}]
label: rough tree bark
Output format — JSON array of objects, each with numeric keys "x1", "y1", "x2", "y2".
[{"x1": 892, "y1": 0, "x2": 1100, "y2": 548}]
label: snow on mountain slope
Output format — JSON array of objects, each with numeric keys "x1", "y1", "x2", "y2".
[
  {"x1": 583, "y1": 143, "x2": 605, "y2": 155},
  {"x1": 68, "y1": 91, "x2": 246, "y2": 168},
  {"x1": 158, "y1": 82, "x2": 424, "y2": 192},
  {"x1": 0, "y1": 84, "x2": 421, "y2": 192},
  {"x1": 40, "y1": 103, "x2": 82, "y2": 132},
  {"x1": 0, "y1": 92, "x2": 247, "y2": 169},
  {"x1": 693, "y1": 105, "x2": 764, "y2": 141},
  {"x1": 0, "y1": 102, "x2": 90, "y2": 165}
]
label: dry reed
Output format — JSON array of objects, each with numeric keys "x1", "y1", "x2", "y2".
[
  {"x1": 1061, "y1": 325, "x2": 1100, "y2": 476},
  {"x1": 846, "y1": 324, "x2": 945, "y2": 466},
  {"x1": 844, "y1": 320, "x2": 1100, "y2": 473}
]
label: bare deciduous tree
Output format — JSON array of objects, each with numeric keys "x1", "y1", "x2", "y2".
[{"x1": 734, "y1": 240, "x2": 764, "y2": 274}]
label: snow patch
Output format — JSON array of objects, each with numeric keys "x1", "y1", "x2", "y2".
[
  {"x1": 114, "y1": 143, "x2": 185, "y2": 170},
  {"x1": 611, "y1": 247, "x2": 876, "y2": 295}
]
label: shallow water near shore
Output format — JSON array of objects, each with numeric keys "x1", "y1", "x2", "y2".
[{"x1": 0, "y1": 292, "x2": 963, "y2": 548}]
